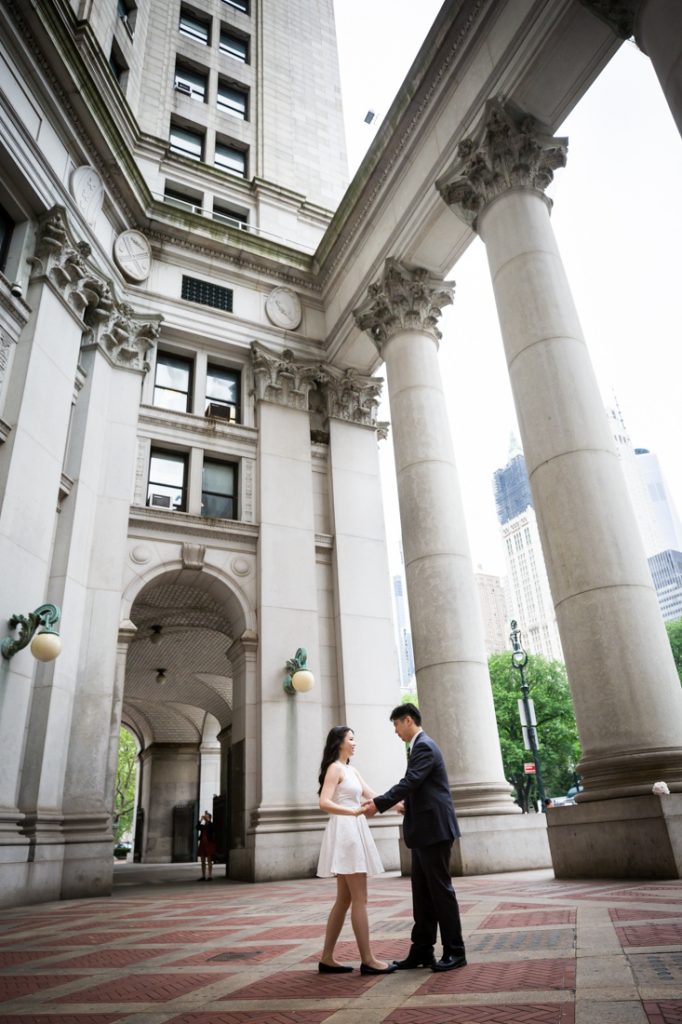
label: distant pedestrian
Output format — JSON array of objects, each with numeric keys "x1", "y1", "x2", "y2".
[{"x1": 197, "y1": 811, "x2": 216, "y2": 881}]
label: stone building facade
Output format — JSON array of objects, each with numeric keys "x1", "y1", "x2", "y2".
[{"x1": 1, "y1": 0, "x2": 682, "y2": 907}]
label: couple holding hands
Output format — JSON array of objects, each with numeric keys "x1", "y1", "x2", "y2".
[{"x1": 316, "y1": 702, "x2": 466, "y2": 976}]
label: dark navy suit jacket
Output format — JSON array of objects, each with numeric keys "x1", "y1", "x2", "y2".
[{"x1": 373, "y1": 731, "x2": 460, "y2": 849}]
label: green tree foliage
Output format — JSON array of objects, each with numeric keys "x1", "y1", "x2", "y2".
[
  {"x1": 113, "y1": 727, "x2": 138, "y2": 843},
  {"x1": 665, "y1": 618, "x2": 682, "y2": 683},
  {"x1": 488, "y1": 653, "x2": 581, "y2": 812}
]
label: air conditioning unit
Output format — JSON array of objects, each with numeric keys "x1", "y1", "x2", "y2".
[
  {"x1": 205, "y1": 403, "x2": 231, "y2": 421},
  {"x1": 174, "y1": 81, "x2": 192, "y2": 95},
  {"x1": 149, "y1": 493, "x2": 172, "y2": 508}
]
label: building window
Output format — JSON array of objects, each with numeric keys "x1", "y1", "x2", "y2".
[
  {"x1": 202, "y1": 459, "x2": 237, "y2": 519},
  {"x1": 179, "y1": 8, "x2": 210, "y2": 44},
  {"x1": 206, "y1": 364, "x2": 240, "y2": 421},
  {"x1": 117, "y1": 0, "x2": 136, "y2": 32},
  {"x1": 109, "y1": 41, "x2": 127, "y2": 84},
  {"x1": 154, "y1": 352, "x2": 193, "y2": 412},
  {"x1": 222, "y1": 0, "x2": 249, "y2": 12},
  {"x1": 169, "y1": 123, "x2": 204, "y2": 161},
  {"x1": 215, "y1": 142, "x2": 246, "y2": 177},
  {"x1": 0, "y1": 202, "x2": 14, "y2": 274},
  {"x1": 219, "y1": 29, "x2": 248, "y2": 62},
  {"x1": 217, "y1": 82, "x2": 248, "y2": 119},
  {"x1": 213, "y1": 203, "x2": 248, "y2": 229},
  {"x1": 147, "y1": 449, "x2": 188, "y2": 511},
  {"x1": 174, "y1": 63, "x2": 208, "y2": 102},
  {"x1": 164, "y1": 183, "x2": 203, "y2": 215}
]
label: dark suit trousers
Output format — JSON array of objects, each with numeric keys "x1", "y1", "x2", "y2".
[{"x1": 410, "y1": 840, "x2": 465, "y2": 954}]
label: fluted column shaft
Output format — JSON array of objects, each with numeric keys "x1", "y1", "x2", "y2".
[
  {"x1": 440, "y1": 100, "x2": 682, "y2": 800},
  {"x1": 355, "y1": 262, "x2": 515, "y2": 816}
]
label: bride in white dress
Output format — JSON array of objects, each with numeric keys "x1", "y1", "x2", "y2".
[{"x1": 316, "y1": 725, "x2": 399, "y2": 976}]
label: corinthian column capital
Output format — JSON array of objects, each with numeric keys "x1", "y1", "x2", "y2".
[
  {"x1": 437, "y1": 99, "x2": 568, "y2": 229},
  {"x1": 578, "y1": 0, "x2": 640, "y2": 39},
  {"x1": 353, "y1": 258, "x2": 455, "y2": 350},
  {"x1": 250, "y1": 342, "x2": 319, "y2": 410}
]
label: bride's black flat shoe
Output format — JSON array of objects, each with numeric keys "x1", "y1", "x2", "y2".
[
  {"x1": 318, "y1": 962, "x2": 354, "y2": 973},
  {"x1": 360, "y1": 962, "x2": 398, "y2": 975}
]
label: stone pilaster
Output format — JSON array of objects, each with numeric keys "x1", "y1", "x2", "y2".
[
  {"x1": 438, "y1": 100, "x2": 682, "y2": 846},
  {"x1": 355, "y1": 259, "x2": 517, "y2": 828}
]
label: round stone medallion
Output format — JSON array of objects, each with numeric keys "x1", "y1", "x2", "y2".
[
  {"x1": 114, "y1": 229, "x2": 152, "y2": 282},
  {"x1": 70, "y1": 165, "x2": 104, "y2": 227},
  {"x1": 265, "y1": 287, "x2": 302, "y2": 330},
  {"x1": 130, "y1": 544, "x2": 151, "y2": 564},
  {"x1": 231, "y1": 557, "x2": 250, "y2": 577}
]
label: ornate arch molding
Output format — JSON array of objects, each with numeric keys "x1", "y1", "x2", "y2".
[{"x1": 29, "y1": 206, "x2": 162, "y2": 372}]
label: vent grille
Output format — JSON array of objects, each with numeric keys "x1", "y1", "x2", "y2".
[{"x1": 181, "y1": 276, "x2": 233, "y2": 312}]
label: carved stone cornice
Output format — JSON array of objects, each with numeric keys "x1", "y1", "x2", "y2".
[
  {"x1": 437, "y1": 99, "x2": 568, "y2": 230},
  {"x1": 578, "y1": 0, "x2": 640, "y2": 40},
  {"x1": 250, "y1": 341, "x2": 383, "y2": 429},
  {"x1": 29, "y1": 207, "x2": 162, "y2": 373},
  {"x1": 353, "y1": 258, "x2": 455, "y2": 350}
]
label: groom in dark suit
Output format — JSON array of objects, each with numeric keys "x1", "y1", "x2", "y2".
[{"x1": 361, "y1": 703, "x2": 466, "y2": 972}]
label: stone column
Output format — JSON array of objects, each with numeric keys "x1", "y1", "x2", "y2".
[
  {"x1": 247, "y1": 342, "x2": 324, "y2": 881},
  {"x1": 354, "y1": 261, "x2": 516, "y2": 826},
  {"x1": 439, "y1": 99, "x2": 682, "y2": 876},
  {"x1": 581, "y1": 0, "x2": 682, "y2": 138}
]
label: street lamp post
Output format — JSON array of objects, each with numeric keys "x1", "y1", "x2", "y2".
[{"x1": 509, "y1": 619, "x2": 547, "y2": 812}]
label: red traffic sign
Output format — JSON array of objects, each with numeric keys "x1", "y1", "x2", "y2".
[{"x1": 523, "y1": 762, "x2": 536, "y2": 774}]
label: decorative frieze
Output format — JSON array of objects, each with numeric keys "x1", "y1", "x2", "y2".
[
  {"x1": 85, "y1": 300, "x2": 161, "y2": 373},
  {"x1": 578, "y1": 0, "x2": 639, "y2": 39},
  {"x1": 353, "y1": 258, "x2": 454, "y2": 348},
  {"x1": 250, "y1": 341, "x2": 383, "y2": 430},
  {"x1": 437, "y1": 99, "x2": 568, "y2": 229}
]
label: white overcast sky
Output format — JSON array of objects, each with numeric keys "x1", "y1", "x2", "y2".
[{"x1": 333, "y1": 1, "x2": 682, "y2": 578}]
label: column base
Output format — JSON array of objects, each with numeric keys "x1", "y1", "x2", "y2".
[
  {"x1": 399, "y1": 812, "x2": 551, "y2": 876},
  {"x1": 229, "y1": 806, "x2": 401, "y2": 881},
  {"x1": 548, "y1": 794, "x2": 682, "y2": 879}
]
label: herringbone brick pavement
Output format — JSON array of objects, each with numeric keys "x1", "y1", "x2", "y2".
[{"x1": 0, "y1": 865, "x2": 681, "y2": 1023}]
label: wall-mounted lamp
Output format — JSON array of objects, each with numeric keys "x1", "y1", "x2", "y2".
[
  {"x1": 283, "y1": 647, "x2": 314, "y2": 694},
  {"x1": 155, "y1": 668, "x2": 167, "y2": 685},
  {"x1": 1, "y1": 604, "x2": 62, "y2": 662},
  {"x1": 150, "y1": 624, "x2": 163, "y2": 645}
]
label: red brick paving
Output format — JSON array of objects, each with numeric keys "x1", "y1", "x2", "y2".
[
  {"x1": 644, "y1": 1002, "x2": 682, "y2": 1023},
  {"x1": 0, "y1": 975, "x2": 85, "y2": 998},
  {"x1": 1, "y1": 871, "x2": 681, "y2": 1022},
  {"x1": 417, "y1": 959, "x2": 576, "y2": 995},
  {"x1": 617, "y1": 925, "x2": 682, "y2": 947},
  {"x1": 53, "y1": 972, "x2": 220, "y2": 1003},
  {"x1": 383, "y1": 1007, "x2": 574, "y2": 1023},
  {"x1": 480, "y1": 910, "x2": 576, "y2": 929},
  {"x1": 48, "y1": 948, "x2": 170, "y2": 968},
  {"x1": 166, "y1": 1014, "x2": 335, "y2": 1023},
  {"x1": 227, "y1": 969, "x2": 379, "y2": 999}
]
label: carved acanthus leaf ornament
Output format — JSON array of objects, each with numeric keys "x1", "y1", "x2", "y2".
[
  {"x1": 437, "y1": 99, "x2": 568, "y2": 229},
  {"x1": 353, "y1": 258, "x2": 455, "y2": 349}
]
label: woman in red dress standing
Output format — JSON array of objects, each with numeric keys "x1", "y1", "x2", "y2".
[{"x1": 197, "y1": 810, "x2": 216, "y2": 881}]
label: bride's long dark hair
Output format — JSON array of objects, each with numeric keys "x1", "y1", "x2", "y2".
[{"x1": 317, "y1": 725, "x2": 352, "y2": 795}]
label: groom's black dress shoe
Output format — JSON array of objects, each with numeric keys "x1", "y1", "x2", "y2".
[
  {"x1": 431, "y1": 952, "x2": 467, "y2": 972},
  {"x1": 393, "y1": 949, "x2": 436, "y2": 970},
  {"x1": 360, "y1": 962, "x2": 398, "y2": 975},
  {"x1": 318, "y1": 962, "x2": 353, "y2": 973}
]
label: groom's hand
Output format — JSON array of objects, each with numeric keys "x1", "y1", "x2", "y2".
[{"x1": 361, "y1": 800, "x2": 378, "y2": 817}]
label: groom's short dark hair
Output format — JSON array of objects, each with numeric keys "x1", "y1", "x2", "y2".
[{"x1": 390, "y1": 702, "x2": 422, "y2": 726}]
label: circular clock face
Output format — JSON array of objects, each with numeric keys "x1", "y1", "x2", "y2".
[
  {"x1": 113, "y1": 230, "x2": 152, "y2": 282},
  {"x1": 265, "y1": 286, "x2": 302, "y2": 330}
]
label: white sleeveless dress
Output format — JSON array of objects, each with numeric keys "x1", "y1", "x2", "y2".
[{"x1": 316, "y1": 764, "x2": 385, "y2": 877}]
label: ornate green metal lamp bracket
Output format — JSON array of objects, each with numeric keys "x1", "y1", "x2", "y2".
[
  {"x1": 1, "y1": 604, "x2": 62, "y2": 660},
  {"x1": 283, "y1": 647, "x2": 314, "y2": 694}
]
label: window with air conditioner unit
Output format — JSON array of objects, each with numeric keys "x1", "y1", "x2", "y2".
[
  {"x1": 147, "y1": 450, "x2": 188, "y2": 512},
  {"x1": 206, "y1": 364, "x2": 240, "y2": 423},
  {"x1": 174, "y1": 64, "x2": 208, "y2": 102}
]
